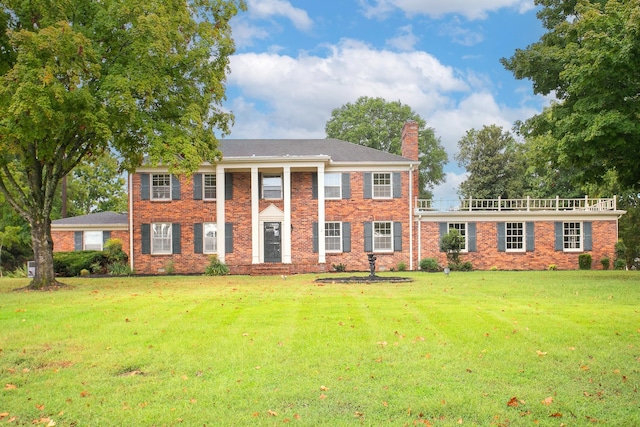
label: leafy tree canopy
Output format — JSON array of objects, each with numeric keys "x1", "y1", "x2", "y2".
[
  {"x1": 325, "y1": 96, "x2": 447, "y2": 199},
  {"x1": 502, "y1": 0, "x2": 640, "y2": 190},
  {"x1": 0, "y1": 0, "x2": 245, "y2": 289}
]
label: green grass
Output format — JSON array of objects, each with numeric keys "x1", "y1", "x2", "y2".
[{"x1": 0, "y1": 271, "x2": 639, "y2": 426}]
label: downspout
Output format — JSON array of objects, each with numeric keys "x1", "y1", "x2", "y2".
[
  {"x1": 128, "y1": 172, "x2": 134, "y2": 272},
  {"x1": 409, "y1": 165, "x2": 414, "y2": 270}
]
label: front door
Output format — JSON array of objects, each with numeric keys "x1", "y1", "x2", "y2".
[{"x1": 264, "y1": 222, "x2": 282, "y2": 263}]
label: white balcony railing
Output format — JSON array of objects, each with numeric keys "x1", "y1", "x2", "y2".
[{"x1": 415, "y1": 196, "x2": 617, "y2": 214}]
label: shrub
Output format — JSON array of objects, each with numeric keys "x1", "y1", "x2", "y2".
[
  {"x1": 104, "y1": 239, "x2": 128, "y2": 264},
  {"x1": 109, "y1": 262, "x2": 133, "y2": 276},
  {"x1": 614, "y1": 259, "x2": 626, "y2": 270},
  {"x1": 490, "y1": 266, "x2": 498, "y2": 271},
  {"x1": 53, "y1": 251, "x2": 108, "y2": 277},
  {"x1": 440, "y1": 230, "x2": 464, "y2": 265},
  {"x1": 6, "y1": 264, "x2": 28, "y2": 278},
  {"x1": 419, "y1": 257, "x2": 440, "y2": 272},
  {"x1": 578, "y1": 253, "x2": 592, "y2": 270},
  {"x1": 600, "y1": 257, "x2": 610, "y2": 270},
  {"x1": 80, "y1": 269, "x2": 90, "y2": 276},
  {"x1": 163, "y1": 259, "x2": 175, "y2": 275},
  {"x1": 204, "y1": 255, "x2": 229, "y2": 276},
  {"x1": 332, "y1": 263, "x2": 347, "y2": 272},
  {"x1": 396, "y1": 261, "x2": 407, "y2": 272},
  {"x1": 548, "y1": 264, "x2": 557, "y2": 271}
]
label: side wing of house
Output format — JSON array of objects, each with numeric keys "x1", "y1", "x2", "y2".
[{"x1": 51, "y1": 212, "x2": 130, "y2": 254}]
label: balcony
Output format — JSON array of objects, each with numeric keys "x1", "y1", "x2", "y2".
[{"x1": 415, "y1": 196, "x2": 618, "y2": 214}]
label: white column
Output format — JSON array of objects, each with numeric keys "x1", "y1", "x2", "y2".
[
  {"x1": 251, "y1": 167, "x2": 260, "y2": 264},
  {"x1": 216, "y1": 166, "x2": 226, "y2": 263},
  {"x1": 283, "y1": 166, "x2": 292, "y2": 264},
  {"x1": 317, "y1": 165, "x2": 326, "y2": 263}
]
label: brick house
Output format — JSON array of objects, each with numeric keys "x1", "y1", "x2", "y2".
[
  {"x1": 52, "y1": 122, "x2": 625, "y2": 273},
  {"x1": 51, "y1": 211, "x2": 130, "y2": 253}
]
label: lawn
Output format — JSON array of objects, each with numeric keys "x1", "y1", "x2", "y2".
[{"x1": 0, "y1": 271, "x2": 638, "y2": 426}]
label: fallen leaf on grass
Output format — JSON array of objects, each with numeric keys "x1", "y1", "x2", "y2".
[
  {"x1": 80, "y1": 390, "x2": 90, "y2": 398},
  {"x1": 319, "y1": 394, "x2": 327, "y2": 400},
  {"x1": 4, "y1": 384, "x2": 17, "y2": 390},
  {"x1": 0, "y1": 413, "x2": 9, "y2": 419},
  {"x1": 550, "y1": 412, "x2": 563, "y2": 418},
  {"x1": 267, "y1": 410, "x2": 277, "y2": 417},
  {"x1": 507, "y1": 397, "x2": 520, "y2": 407},
  {"x1": 319, "y1": 385, "x2": 329, "y2": 391},
  {"x1": 536, "y1": 350, "x2": 547, "y2": 357},
  {"x1": 542, "y1": 396, "x2": 553, "y2": 406}
]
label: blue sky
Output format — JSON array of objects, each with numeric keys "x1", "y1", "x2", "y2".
[{"x1": 224, "y1": 0, "x2": 550, "y2": 200}]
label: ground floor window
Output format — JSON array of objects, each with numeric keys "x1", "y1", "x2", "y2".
[
  {"x1": 506, "y1": 222, "x2": 524, "y2": 252},
  {"x1": 203, "y1": 223, "x2": 217, "y2": 253},
  {"x1": 325, "y1": 222, "x2": 342, "y2": 252},
  {"x1": 152, "y1": 223, "x2": 173, "y2": 254},
  {"x1": 448, "y1": 222, "x2": 467, "y2": 252},
  {"x1": 563, "y1": 222, "x2": 581, "y2": 250},
  {"x1": 83, "y1": 231, "x2": 104, "y2": 251},
  {"x1": 373, "y1": 221, "x2": 393, "y2": 252}
]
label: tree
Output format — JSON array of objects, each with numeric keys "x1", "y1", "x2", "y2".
[
  {"x1": 440, "y1": 229, "x2": 464, "y2": 266},
  {"x1": 0, "y1": 0, "x2": 245, "y2": 289},
  {"x1": 501, "y1": 0, "x2": 640, "y2": 190},
  {"x1": 325, "y1": 96, "x2": 448, "y2": 198},
  {"x1": 455, "y1": 125, "x2": 529, "y2": 199}
]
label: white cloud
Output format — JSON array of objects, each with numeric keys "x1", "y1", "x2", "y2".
[
  {"x1": 439, "y1": 18, "x2": 484, "y2": 46},
  {"x1": 361, "y1": 0, "x2": 533, "y2": 20},
  {"x1": 386, "y1": 25, "x2": 419, "y2": 51},
  {"x1": 247, "y1": 0, "x2": 313, "y2": 30},
  {"x1": 432, "y1": 171, "x2": 468, "y2": 201}
]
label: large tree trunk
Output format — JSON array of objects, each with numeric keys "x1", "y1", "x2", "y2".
[{"x1": 29, "y1": 218, "x2": 59, "y2": 289}]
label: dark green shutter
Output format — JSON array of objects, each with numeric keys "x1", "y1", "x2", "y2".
[
  {"x1": 364, "y1": 222, "x2": 373, "y2": 252},
  {"x1": 193, "y1": 174, "x2": 202, "y2": 200},
  {"x1": 554, "y1": 222, "x2": 563, "y2": 251},
  {"x1": 225, "y1": 173, "x2": 233, "y2": 200},
  {"x1": 497, "y1": 222, "x2": 506, "y2": 252},
  {"x1": 583, "y1": 222, "x2": 592, "y2": 251},
  {"x1": 363, "y1": 173, "x2": 372, "y2": 199},
  {"x1": 74, "y1": 231, "x2": 82, "y2": 251},
  {"x1": 172, "y1": 223, "x2": 181, "y2": 254},
  {"x1": 171, "y1": 175, "x2": 180, "y2": 200},
  {"x1": 141, "y1": 224, "x2": 151, "y2": 254},
  {"x1": 312, "y1": 222, "x2": 318, "y2": 253},
  {"x1": 103, "y1": 231, "x2": 111, "y2": 245},
  {"x1": 140, "y1": 174, "x2": 150, "y2": 200},
  {"x1": 225, "y1": 223, "x2": 233, "y2": 253},
  {"x1": 311, "y1": 173, "x2": 318, "y2": 199},
  {"x1": 468, "y1": 222, "x2": 477, "y2": 252},
  {"x1": 342, "y1": 173, "x2": 351, "y2": 199},
  {"x1": 342, "y1": 222, "x2": 351, "y2": 252},
  {"x1": 393, "y1": 222, "x2": 402, "y2": 252},
  {"x1": 194, "y1": 223, "x2": 203, "y2": 253},
  {"x1": 526, "y1": 222, "x2": 535, "y2": 252},
  {"x1": 393, "y1": 172, "x2": 401, "y2": 198}
]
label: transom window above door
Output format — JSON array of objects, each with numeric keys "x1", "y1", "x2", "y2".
[{"x1": 262, "y1": 174, "x2": 282, "y2": 199}]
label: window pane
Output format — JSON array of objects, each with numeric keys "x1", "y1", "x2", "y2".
[
  {"x1": 325, "y1": 222, "x2": 342, "y2": 252},
  {"x1": 204, "y1": 223, "x2": 217, "y2": 253},
  {"x1": 152, "y1": 223, "x2": 172, "y2": 254},
  {"x1": 448, "y1": 222, "x2": 467, "y2": 251},
  {"x1": 324, "y1": 173, "x2": 341, "y2": 199},
  {"x1": 373, "y1": 222, "x2": 392, "y2": 251},
  {"x1": 563, "y1": 222, "x2": 581, "y2": 250},
  {"x1": 263, "y1": 175, "x2": 282, "y2": 199},
  {"x1": 373, "y1": 173, "x2": 391, "y2": 198},
  {"x1": 84, "y1": 231, "x2": 103, "y2": 251},
  {"x1": 203, "y1": 174, "x2": 216, "y2": 200},
  {"x1": 506, "y1": 222, "x2": 524, "y2": 251},
  {"x1": 152, "y1": 174, "x2": 171, "y2": 199}
]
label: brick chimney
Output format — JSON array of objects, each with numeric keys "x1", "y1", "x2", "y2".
[{"x1": 401, "y1": 120, "x2": 419, "y2": 161}]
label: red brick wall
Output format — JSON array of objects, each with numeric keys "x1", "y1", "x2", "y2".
[
  {"x1": 416, "y1": 220, "x2": 618, "y2": 271},
  {"x1": 52, "y1": 230, "x2": 130, "y2": 254}
]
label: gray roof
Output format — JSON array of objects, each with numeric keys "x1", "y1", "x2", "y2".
[
  {"x1": 219, "y1": 139, "x2": 414, "y2": 163},
  {"x1": 52, "y1": 211, "x2": 128, "y2": 226}
]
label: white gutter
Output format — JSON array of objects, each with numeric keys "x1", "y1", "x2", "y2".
[
  {"x1": 408, "y1": 164, "x2": 414, "y2": 271},
  {"x1": 128, "y1": 172, "x2": 134, "y2": 272}
]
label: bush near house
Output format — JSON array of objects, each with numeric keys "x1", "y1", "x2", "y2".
[{"x1": 578, "y1": 253, "x2": 593, "y2": 270}]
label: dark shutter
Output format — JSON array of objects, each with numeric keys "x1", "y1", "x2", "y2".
[
  {"x1": 497, "y1": 222, "x2": 506, "y2": 252},
  {"x1": 311, "y1": 172, "x2": 318, "y2": 200},
  {"x1": 526, "y1": 222, "x2": 535, "y2": 252},
  {"x1": 225, "y1": 173, "x2": 233, "y2": 200},
  {"x1": 103, "y1": 231, "x2": 111, "y2": 245},
  {"x1": 468, "y1": 222, "x2": 477, "y2": 252},
  {"x1": 140, "y1": 174, "x2": 150, "y2": 200},
  {"x1": 583, "y1": 222, "x2": 593, "y2": 251},
  {"x1": 363, "y1": 173, "x2": 372, "y2": 199},
  {"x1": 364, "y1": 222, "x2": 373, "y2": 252},
  {"x1": 342, "y1": 222, "x2": 351, "y2": 253},
  {"x1": 172, "y1": 223, "x2": 181, "y2": 254},
  {"x1": 193, "y1": 174, "x2": 202, "y2": 200},
  {"x1": 393, "y1": 172, "x2": 401, "y2": 198},
  {"x1": 194, "y1": 223, "x2": 203, "y2": 253},
  {"x1": 225, "y1": 222, "x2": 233, "y2": 253},
  {"x1": 171, "y1": 175, "x2": 181, "y2": 200},
  {"x1": 439, "y1": 222, "x2": 448, "y2": 251},
  {"x1": 312, "y1": 222, "x2": 318, "y2": 253},
  {"x1": 554, "y1": 222, "x2": 563, "y2": 251},
  {"x1": 141, "y1": 224, "x2": 151, "y2": 254},
  {"x1": 342, "y1": 173, "x2": 351, "y2": 199},
  {"x1": 393, "y1": 222, "x2": 402, "y2": 252},
  {"x1": 74, "y1": 231, "x2": 83, "y2": 251}
]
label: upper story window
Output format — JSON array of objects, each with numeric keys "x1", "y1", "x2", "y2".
[
  {"x1": 372, "y1": 173, "x2": 392, "y2": 199},
  {"x1": 203, "y1": 174, "x2": 216, "y2": 200},
  {"x1": 373, "y1": 221, "x2": 393, "y2": 252},
  {"x1": 151, "y1": 174, "x2": 171, "y2": 200},
  {"x1": 325, "y1": 222, "x2": 342, "y2": 252},
  {"x1": 262, "y1": 174, "x2": 282, "y2": 199},
  {"x1": 152, "y1": 223, "x2": 173, "y2": 254},
  {"x1": 203, "y1": 223, "x2": 217, "y2": 253},
  {"x1": 563, "y1": 222, "x2": 582, "y2": 251},
  {"x1": 83, "y1": 231, "x2": 103, "y2": 251},
  {"x1": 506, "y1": 222, "x2": 525, "y2": 252},
  {"x1": 324, "y1": 173, "x2": 342, "y2": 199},
  {"x1": 448, "y1": 222, "x2": 467, "y2": 252}
]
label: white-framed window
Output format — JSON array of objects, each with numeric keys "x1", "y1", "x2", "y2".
[
  {"x1": 324, "y1": 173, "x2": 341, "y2": 199},
  {"x1": 325, "y1": 222, "x2": 342, "y2": 252},
  {"x1": 203, "y1": 223, "x2": 217, "y2": 253},
  {"x1": 448, "y1": 222, "x2": 467, "y2": 252},
  {"x1": 151, "y1": 174, "x2": 171, "y2": 200},
  {"x1": 83, "y1": 231, "x2": 103, "y2": 251},
  {"x1": 203, "y1": 174, "x2": 216, "y2": 200},
  {"x1": 563, "y1": 222, "x2": 582, "y2": 251},
  {"x1": 373, "y1": 221, "x2": 393, "y2": 252},
  {"x1": 152, "y1": 223, "x2": 172, "y2": 254},
  {"x1": 372, "y1": 173, "x2": 392, "y2": 199},
  {"x1": 506, "y1": 222, "x2": 525, "y2": 252},
  {"x1": 262, "y1": 174, "x2": 282, "y2": 199}
]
